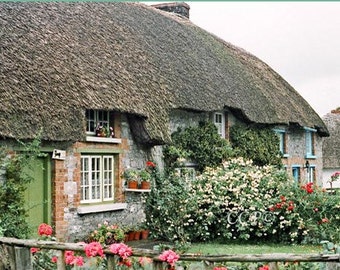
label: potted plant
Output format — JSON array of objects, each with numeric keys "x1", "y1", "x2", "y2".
[
  {"x1": 139, "y1": 169, "x2": 151, "y2": 189},
  {"x1": 122, "y1": 169, "x2": 139, "y2": 189}
]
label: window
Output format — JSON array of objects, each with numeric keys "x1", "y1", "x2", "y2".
[
  {"x1": 213, "y1": 112, "x2": 225, "y2": 138},
  {"x1": 305, "y1": 127, "x2": 316, "y2": 158},
  {"x1": 81, "y1": 155, "x2": 115, "y2": 203},
  {"x1": 292, "y1": 166, "x2": 301, "y2": 184},
  {"x1": 86, "y1": 110, "x2": 111, "y2": 135},
  {"x1": 274, "y1": 129, "x2": 288, "y2": 157},
  {"x1": 306, "y1": 166, "x2": 316, "y2": 183}
]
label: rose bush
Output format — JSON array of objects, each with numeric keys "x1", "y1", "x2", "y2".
[{"x1": 146, "y1": 157, "x2": 340, "y2": 244}]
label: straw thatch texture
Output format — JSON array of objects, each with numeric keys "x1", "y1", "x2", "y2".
[
  {"x1": 322, "y1": 112, "x2": 340, "y2": 168},
  {"x1": 0, "y1": 2, "x2": 328, "y2": 144}
]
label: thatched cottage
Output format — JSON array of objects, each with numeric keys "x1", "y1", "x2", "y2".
[
  {"x1": 322, "y1": 109, "x2": 340, "y2": 189},
  {"x1": 0, "y1": 2, "x2": 328, "y2": 241}
]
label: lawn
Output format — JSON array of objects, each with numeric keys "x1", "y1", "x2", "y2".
[{"x1": 187, "y1": 242, "x2": 323, "y2": 255}]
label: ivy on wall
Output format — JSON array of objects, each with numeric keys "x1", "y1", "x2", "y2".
[
  {"x1": 163, "y1": 121, "x2": 233, "y2": 172},
  {"x1": 229, "y1": 124, "x2": 283, "y2": 167},
  {"x1": 0, "y1": 137, "x2": 43, "y2": 238}
]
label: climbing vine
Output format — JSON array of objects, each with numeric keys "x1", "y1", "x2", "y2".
[
  {"x1": 0, "y1": 137, "x2": 43, "y2": 238},
  {"x1": 229, "y1": 124, "x2": 282, "y2": 167},
  {"x1": 163, "y1": 121, "x2": 233, "y2": 172}
]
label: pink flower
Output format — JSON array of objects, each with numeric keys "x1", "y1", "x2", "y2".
[
  {"x1": 85, "y1": 241, "x2": 104, "y2": 258},
  {"x1": 139, "y1": 256, "x2": 153, "y2": 266},
  {"x1": 65, "y1": 250, "x2": 75, "y2": 264},
  {"x1": 159, "y1": 250, "x2": 180, "y2": 266},
  {"x1": 30, "y1": 247, "x2": 40, "y2": 254},
  {"x1": 213, "y1": 267, "x2": 228, "y2": 270},
  {"x1": 51, "y1": 256, "x2": 58, "y2": 263},
  {"x1": 73, "y1": 256, "x2": 84, "y2": 266},
  {"x1": 38, "y1": 223, "x2": 53, "y2": 236},
  {"x1": 109, "y1": 243, "x2": 133, "y2": 259}
]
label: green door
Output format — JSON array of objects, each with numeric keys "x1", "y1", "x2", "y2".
[{"x1": 24, "y1": 156, "x2": 52, "y2": 237}]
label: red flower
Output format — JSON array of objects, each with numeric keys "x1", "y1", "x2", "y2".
[
  {"x1": 275, "y1": 203, "x2": 282, "y2": 209},
  {"x1": 280, "y1": 195, "x2": 286, "y2": 202},
  {"x1": 269, "y1": 206, "x2": 275, "y2": 212},
  {"x1": 302, "y1": 183, "x2": 314, "y2": 194},
  {"x1": 146, "y1": 161, "x2": 156, "y2": 168},
  {"x1": 321, "y1": 218, "x2": 329, "y2": 223},
  {"x1": 38, "y1": 223, "x2": 53, "y2": 236},
  {"x1": 259, "y1": 266, "x2": 270, "y2": 270},
  {"x1": 30, "y1": 247, "x2": 40, "y2": 254},
  {"x1": 51, "y1": 256, "x2": 58, "y2": 263},
  {"x1": 110, "y1": 243, "x2": 133, "y2": 259}
]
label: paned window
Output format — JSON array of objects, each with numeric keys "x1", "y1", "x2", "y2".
[
  {"x1": 292, "y1": 166, "x2": 301, "y2": 184},
  {"x1": 81, "y1": 155, "x2": 114, "y2": 203},
  {"x1": 213, "y1": 112, "x2": 225, "y2": 138},
  {"x1": 274, "y1": 129, "x2": 288, "y2": 156},
  {"x1": 306, "y1": 166, "x2": 316, "y2": 183},
  {"x1": 86, "y1": 110, "x2": 111, "y2": 135},
  {"x1": 305, "y1": 128, "x2": 316, "y2": 158}
]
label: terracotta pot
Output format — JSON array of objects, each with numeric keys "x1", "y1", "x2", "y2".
[
  {"x1": 128, "y1": 231, "x2": 136, "y2": 241},
  {"x1": 128, "y1": 180, "x2": 138, "y2": 189},
  {"x1": 141, "y1": 181, "x2": 151, "y2": 190},
  {"x1": 134, "y1": 231, "x2": 141, "y2": 240},
  {"x1": 141, "y1": 230, "x2": 149, "y2": 240}
]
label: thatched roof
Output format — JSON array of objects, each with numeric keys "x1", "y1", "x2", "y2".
[
  {"x1": 322, "y1": 111, "x2": 340, "y2": 168},
  {"x1": 0, "y1": 2, "x2": 329, "y2": 144}
]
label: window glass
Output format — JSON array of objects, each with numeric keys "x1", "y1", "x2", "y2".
[
  {"x1": 213, "y1": 112, "x2": 225, "y2": 138},
  {"x1": 86, "y1": 110, "x2": 111, "y2": 134},
  {"x1": 81, "y1": 155, "x2": 115, "y2": 203}
]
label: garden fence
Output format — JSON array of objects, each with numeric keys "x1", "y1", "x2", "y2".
[{"x1": 0, "y1": 237, "x2": 339, "y2": 270}]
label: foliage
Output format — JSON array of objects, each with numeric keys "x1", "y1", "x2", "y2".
[
  {"x1": 0, "y1": 136, "x2": 43, "y2": 238},
  {"x1": 163, "y1": 121, "x2": 233, "y2": 172},
  {"x1": 229, "y1": 124, "x2": 282, "y2": 167},
  {"x1": 122, "y1": 169, "x2": 139, "y2": 181},
  {"x1": 86, "y1": 221, "x2": 125, "y2": 246},
  {"x1": 145, "y1": 157, "x2": 340, "y2": 245}
]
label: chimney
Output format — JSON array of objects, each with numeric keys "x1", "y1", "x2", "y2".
[{"x1": 152, "y1": 2, "x2": 190, "y2": 19}]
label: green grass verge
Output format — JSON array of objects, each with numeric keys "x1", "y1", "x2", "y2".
[{"x1": 187, "y1": 242, "x2": 323, "y2": 255}]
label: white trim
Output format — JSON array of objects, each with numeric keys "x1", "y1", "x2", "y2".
[
  {"x1": 77, "y1": 203, "x2": 127, "y2": 214},
  {"x1": 124, "y1": 188, "x2": 151, "y2": 193},
  {"x1": 86, "y1": 136, "x2": 122, "y2": 144}
]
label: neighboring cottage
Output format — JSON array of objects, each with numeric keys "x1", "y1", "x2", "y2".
[
  {"x1": 322, "y1": 108, "x2": 340, "y2": 189},
  {"x1": 0, "y1": 2, "x2": 328, "y2": 241}
]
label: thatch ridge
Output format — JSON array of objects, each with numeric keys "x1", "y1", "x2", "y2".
[{"x1": 0, "y1": 2, "x2": 328, "y2": 144}]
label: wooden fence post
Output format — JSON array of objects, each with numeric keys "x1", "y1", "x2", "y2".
[
  {"x1": 107, "y1": 254, "x2": 116, "y2": 270},
  {"x1": 14, "y1": 246, "x2": 32, "y2": 270}
]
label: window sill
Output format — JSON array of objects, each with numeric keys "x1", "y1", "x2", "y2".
[
  {"x1": 86, "y1": 136, "x2": 122, "y2": 144},
  {"x1": 125, "y1": 188, "x2": 151, "y2": 193},
  {"x1": 282, "y1": 154, "x2": 290, "y2": 158},
  {"x1": 305, "y1": 155, "x2": 317, "y2": 159},
  {"x1": 77, "y1": 203, "x2": 127, "y2": 214}
]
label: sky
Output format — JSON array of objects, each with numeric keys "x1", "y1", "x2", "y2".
[{"x1": 145, "y1": 2, "x2": 340, "y2": 118}]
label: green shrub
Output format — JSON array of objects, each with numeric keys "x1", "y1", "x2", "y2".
[
  {"x1": 230, "y1": 124, "x2": 282, "y2": 167},
  {"x1": 163, "y1": 121, "x2": 233, "y2": 172},
  {"x1": 145, "y1": 157, "x2": 339, "y2": 244}
]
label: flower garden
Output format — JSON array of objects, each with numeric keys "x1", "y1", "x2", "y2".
[{"x1": 27, "y1": 159, "x2": 340, "y2": 270}]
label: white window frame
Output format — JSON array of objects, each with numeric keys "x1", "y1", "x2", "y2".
[
  {"x1": 304, "y1": 127, "x2": 316, "y2": 158},
  {"x1": 307, "y1": 165, "x2": 316, "y2": 184},
  {"x1": 213, "y1": 112, "x2": 225, "y2": 138},
  {"x1": 291, "y1": 165, "x2": 301, "y2": 184},
  {"x1": 80, "y1": 155, "x2": 114, "y2": 204},
  {"x1": 274, "y1": 129, "x2": 289, "y2": 157},
  {"x1": 86, "y1": 110, "x2": 110, "y2": 135}
]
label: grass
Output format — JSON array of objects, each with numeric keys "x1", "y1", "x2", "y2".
[{"x1": 187, "y1": 242, "x2": 323, "y2": 255}]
